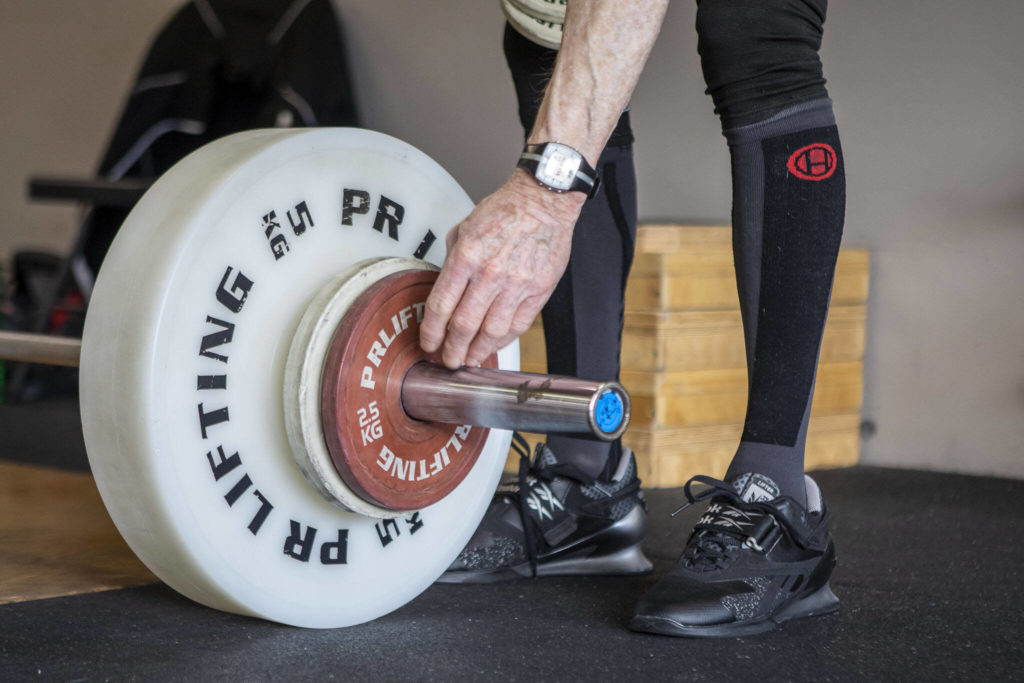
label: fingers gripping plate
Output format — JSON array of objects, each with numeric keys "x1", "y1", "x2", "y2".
[{"x1": 80, "y1": 129, "x2": 517, "y2": 628}]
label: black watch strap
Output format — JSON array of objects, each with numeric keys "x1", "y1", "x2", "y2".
[{"x1": 517, "y1": 142, "x2": 601, "y2": 198}]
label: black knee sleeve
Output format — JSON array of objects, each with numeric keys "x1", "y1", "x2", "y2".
[{"x1": 696, "y1": 0, "x2": 830, "y2": 128}]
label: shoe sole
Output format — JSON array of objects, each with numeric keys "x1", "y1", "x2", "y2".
[
  {"x1": 438, "y1": 504, "x2": 653, "y2": 584},
  {"x1": 629, "y1": 582, "x2": 840, "y2": 638},
  {"x1": 436, "y1": 543, "x2": 653, "y2": 584}
]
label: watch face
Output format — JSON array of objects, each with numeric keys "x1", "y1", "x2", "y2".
[{"x1": 537, "y1": 144, "x2": 582, "y2": 191}]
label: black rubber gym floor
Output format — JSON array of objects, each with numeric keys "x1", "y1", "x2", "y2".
[{"x1": 2, "y1": 399, "x2": 1022, "y2": 681}]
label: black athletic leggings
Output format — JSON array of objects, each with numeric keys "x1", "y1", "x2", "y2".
[{"x1": 501, "y1": 0, "x2": 832, "y2": 481}]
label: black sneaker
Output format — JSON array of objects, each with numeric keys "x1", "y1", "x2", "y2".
[
  {"x1": 437, "y1": 436, "x2": 652, "y2": 583},
  {"x1": 630, "y1": 472, "x2": 839, "y2": 638}
]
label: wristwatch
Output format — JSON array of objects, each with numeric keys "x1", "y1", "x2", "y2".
[{"x1": 517, "y1": 142, "x2": 601, "y2": 198}]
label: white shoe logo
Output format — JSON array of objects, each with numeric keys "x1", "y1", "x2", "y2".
[
  {"x1": 526, "y1": 482, "x2": 564, "y2": 521},
  {"x1": 699, "y1": 503, "x2": 754, "y2": 531}
]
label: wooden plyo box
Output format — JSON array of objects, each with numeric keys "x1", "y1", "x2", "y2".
[{"x1": 514, "y1": 224, "x2": 869, "y2": 487}]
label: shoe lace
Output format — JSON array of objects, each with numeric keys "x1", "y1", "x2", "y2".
[
  {"x1": 514, "y1": 433, "x2": 541, "y2": 578},
  {"x1": 671, "y1": 475, "x2": 799, "y2": 572}
]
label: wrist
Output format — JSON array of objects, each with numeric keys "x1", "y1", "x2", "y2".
[{"x1": 509, "y1": 168, "x2": 587, "y2": 217}]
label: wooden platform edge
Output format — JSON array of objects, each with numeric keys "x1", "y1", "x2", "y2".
[{"x1": 0, "y1": 461, "x2": 158, "y2": 605}]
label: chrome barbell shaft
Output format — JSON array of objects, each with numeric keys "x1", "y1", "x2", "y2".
[
  {"x1": 0, "y1": 331, "x2": 81, "y2": 367},
  {"x1": 401, "y1": 363, "x2": 630, "y2": 441}
]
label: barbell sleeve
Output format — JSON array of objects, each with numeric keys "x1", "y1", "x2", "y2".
[{"x1": 400, "y1": 363, "x2": 630, "y2": 441}]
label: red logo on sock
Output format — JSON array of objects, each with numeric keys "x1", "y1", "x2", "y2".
[{"x1": 786, "y1": 143, "x2": 837, "y2": 181}]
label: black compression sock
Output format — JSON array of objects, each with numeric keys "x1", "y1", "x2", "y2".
[
  {"x1": 504, "y1": 23, "x2": 638, "y2": 486},
  {"x1": 722, "y1": 99, "x2": 846, "y2": 503}
]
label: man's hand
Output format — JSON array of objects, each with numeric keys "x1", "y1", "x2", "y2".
[
  {"x1": 420, "y1": 169, "x2": 585, "y2": 369},
  {"x1": 420, "y1": 0, "x2": 668, "y2": 369}
]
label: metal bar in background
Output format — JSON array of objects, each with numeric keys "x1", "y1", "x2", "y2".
[
  {"x1": 0, "y1": 331, "x2": 81, "y2": 368},
  {"x1": 28, "y1": 177, "x2": 152, "y2": 208}
]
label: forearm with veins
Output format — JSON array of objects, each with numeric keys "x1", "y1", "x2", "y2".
[{"x1": 528, "y1": 1, "x2": 670, "y2": 165}]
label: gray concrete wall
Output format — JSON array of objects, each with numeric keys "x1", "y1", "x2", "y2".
[{"x1": 2, "y1": 1, "x2": 1022, "y2": 477}]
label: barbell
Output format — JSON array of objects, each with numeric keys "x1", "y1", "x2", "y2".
[{"x1": 0, "y1": 128, "x2": 630, "y2": 628}]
